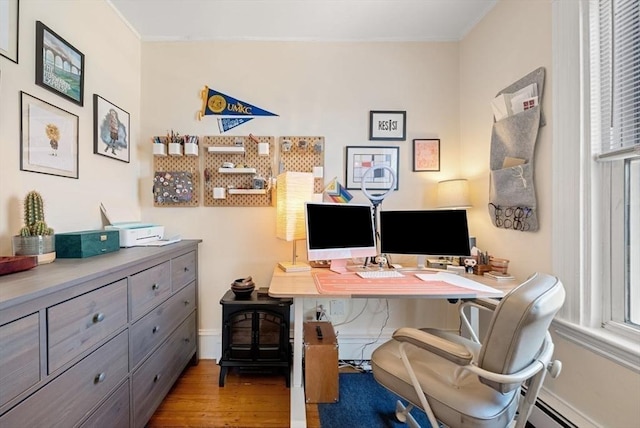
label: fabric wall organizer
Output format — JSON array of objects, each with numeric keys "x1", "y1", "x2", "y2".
[{"x1": 488, "y1": 67, "x2": 545, "y2": 232}]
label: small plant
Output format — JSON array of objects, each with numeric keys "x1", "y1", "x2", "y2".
[{"x1": 19, "y1": 191, "x2": 54, "y2": 236}]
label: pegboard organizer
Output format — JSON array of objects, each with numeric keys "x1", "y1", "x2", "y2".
[
  {"x1": 278, "y1": 136, "x2": 325, "y2": 193},
  {"x1": 153, "y1": 144, "x2": 200, "y2": 207},
  {"x1": 202, "y1": 136, "x2": 275, "y2": 207}
]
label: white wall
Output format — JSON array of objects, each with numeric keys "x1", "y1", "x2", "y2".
[
  {"x1": 0, "y1": 0, "x2": 141, "y2": 253},
  {"x1": 459, "y1": 1, "x2": 640, "y2": 427},
  {"x1": 139, "y1": 41, "x2": 464, "y2": 351}
]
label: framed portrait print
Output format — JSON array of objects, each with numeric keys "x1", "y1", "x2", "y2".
[
  {"x1": 20, "y1": 91, "x2": 79, "y2": 179},
  {"x1": 345, "y1": 146, "x2": 399, "y2": 190},
  {"x1": 93, "y1": 94, "x2": 130, "y2": 163},
  {"x1": 0, "y1": 0, "x2": 19, "y2": 63},
  {"x1": 35, "y1": 21, "x2": 85, "y2": 106},
  {"x1": 413, "y1": 138, "x2": 440, "y2": 172},
  {"x1": 369, "y1": 110, "x2": 406, "y2": 141}
]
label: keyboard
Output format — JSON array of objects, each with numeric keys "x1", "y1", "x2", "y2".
[{"x1": 356, "y1": 270, "x2": 405, "y2": 279}]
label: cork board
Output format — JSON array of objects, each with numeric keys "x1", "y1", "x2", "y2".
[
  {"x1": 278, "y1": 136, "x2": 325, "y2": 193},
  {"x1": 153, "y1": 145, "x2": 200, "y2": 207},
  {"x1": 202, "y1": 135, "x2": 275, "y2": 207}
]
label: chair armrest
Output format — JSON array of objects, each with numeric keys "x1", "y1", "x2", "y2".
[
  {"x1": 461, "y1": 297, "x2": 499, "y2": 312},
  {"x1": 392, "y1": 327, "x2": 473, "y2": 366}
]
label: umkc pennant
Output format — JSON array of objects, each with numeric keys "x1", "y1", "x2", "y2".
[{"x1": 198, "y1": 86, "x2": 278, "y2": 119}]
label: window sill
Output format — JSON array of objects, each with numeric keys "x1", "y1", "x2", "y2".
[{"x1": 552, "y1": 318, "x2": 640, "y2": 373}]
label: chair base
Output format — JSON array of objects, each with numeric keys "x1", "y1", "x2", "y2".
[{"x1": 396, "y1": 400, "x2": 422, "y2": 428}]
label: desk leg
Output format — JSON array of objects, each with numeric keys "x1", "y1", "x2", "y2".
[{"x1": 290, "y1": 297, "x2": 307, "y2": 427}]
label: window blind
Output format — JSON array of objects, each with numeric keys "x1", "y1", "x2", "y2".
[{"x1": 594, "y1": 0, "x2": 640, "y2": 161}]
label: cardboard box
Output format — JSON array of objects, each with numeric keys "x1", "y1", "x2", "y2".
[
  {"x1": 303, "y1": 321, "x2": 339, "y2": 403},
  {"x1": 55, "y1": 230, "x2": 120, "y2": 258}
]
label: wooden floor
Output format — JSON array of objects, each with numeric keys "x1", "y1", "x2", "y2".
[{"x1": 147, "y1": 360, "x2": 320, "y2": 428}]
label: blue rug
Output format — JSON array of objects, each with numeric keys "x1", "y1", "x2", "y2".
[{"x1": 318, "y1": 372, "x2": 432, "y2": 428}]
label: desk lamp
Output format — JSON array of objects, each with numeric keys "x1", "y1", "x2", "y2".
[
  {"x1": 276, "y1": 171, "x2": 314, "y2": 272},
  {"x1": 436, "y1": 179, "x2": 471, "y2": 209}
]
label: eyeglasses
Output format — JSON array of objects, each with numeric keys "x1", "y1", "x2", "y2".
[{"x1": 489, "y1": 203, "x2": 533, "y2": 231}]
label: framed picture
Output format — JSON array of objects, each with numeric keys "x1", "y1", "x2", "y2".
[
  {"x1": 413, "y1": 138, "x2": 440, "y2": 172},
  {"x1": 20, "y1": 91, "x2": 79, "y2": 179},
  {"x1": 0, "y1": 0, "x2": 19, "y2": 63},
  {"x1": 369, "y1": 110, "x2": 406, "y2": 141},
  {"x1": 345, "y1": 146, "x2": 399, "y2": 190},
  {"x1": 35, "y1": 21, "x2": 84, "y2": 106},
  {"x1": 93, "y1": 94, "x2": 130, "y2": 163}
]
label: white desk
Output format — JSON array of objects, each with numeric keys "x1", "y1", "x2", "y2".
[{"x1": 268, "y1": 267, "x2": 519, "y2": 428}]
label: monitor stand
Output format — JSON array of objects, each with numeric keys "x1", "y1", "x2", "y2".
[{"x1": 329, "y1": 259, "x2": 349, "y2": 274}]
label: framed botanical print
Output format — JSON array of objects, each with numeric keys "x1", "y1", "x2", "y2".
[
  {"x1": 93, "y1": 94, "x2": 130, "y2": 163},
  {"x1": 412, "y1": 138, "x2": 440, "y2": 172}
]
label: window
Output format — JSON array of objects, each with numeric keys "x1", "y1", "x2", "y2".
[
  {"x1": 551, "y1": 0, "x2": 639, "y2": 368},
  {"x1": 591, "y1": 0, "x2": 640, "y2": 337}
]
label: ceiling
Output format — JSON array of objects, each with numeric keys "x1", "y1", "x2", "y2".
[{"x1": 107, "y1": 0, "x2": 498, "y2": 42}]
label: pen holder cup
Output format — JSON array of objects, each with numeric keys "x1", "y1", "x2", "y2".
[
  {"x1": 153, "y1": 144, "x2": 167, "y2": 156},
  {"x1": 473, "y1": 264, "x2": 492, "y2": 276},
  {"x1": 489, "y1": 257, "x2": 510, "y2": 274},
  {"x1": 168, "y1": 143, "x2": 182, "y2": 156},
  {"x1": 184, "y1": 142, "x2": 198, "y2": 156}
]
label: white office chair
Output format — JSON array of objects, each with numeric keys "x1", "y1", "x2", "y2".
[{"x1": 371, "y1": 272, "x2": 565, "y2": 428}]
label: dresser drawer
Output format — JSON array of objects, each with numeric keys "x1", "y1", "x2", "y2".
[
  {"x1": 0, "y1": 313, "x2": 40, "y2": 408},
  {"x1": 0, "y1": 331, "x2": 128, "y2": 427},
  {"x1": 130, "y1": 281, "x2": 196, "y2": 368},
  {"x1": 48, "y1": 279, "x2": 128, "y2": 373},
  {"x1": 171, "y1": 251, "x2": 196, "y2": 292},
  {"x1": 130, "y1": 261, "x2": 171, "y2": 320},
  {"x1": 80, "y1": 379, "x2": 130, "y2": 428},
  {"x1": 132, "y1": 312, "x2": 196, "y2": 428}
]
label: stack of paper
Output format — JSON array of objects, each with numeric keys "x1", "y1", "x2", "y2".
[{"x1": 491, "y1": 83, "x2": 539, "y2": 121}]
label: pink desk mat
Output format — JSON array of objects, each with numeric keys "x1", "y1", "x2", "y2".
[{"x1": 312, "y1": 271, "x2": 480, "y2": 297}]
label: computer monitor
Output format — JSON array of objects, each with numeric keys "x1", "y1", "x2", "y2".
[
  {"x1": 305, "y1": 202, "x2": 377, "y2": 273},
  {"x1": 379, "y1": 209, "x2": 471, "y2": 268}
]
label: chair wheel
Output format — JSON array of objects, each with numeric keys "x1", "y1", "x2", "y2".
[{"x1": 395, "y1": 400, "x2": 408, "y2": 422}]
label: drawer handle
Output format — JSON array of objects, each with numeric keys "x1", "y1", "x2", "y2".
[
  {"x1": 152, "y1": 283, "x2": 160, "y2": 290},
  {"x1": 94, "y1": 372, "x2": 106, "y2": 384},
  {"x1": 152, "y1": 325, "x2": 160, "y2": 334},
  {"x1": 93, "y1": 313, "x2": 105, "y2": 323},
  {"x1": 153, "y1": 374, "x2": 161, "y2": 383}
]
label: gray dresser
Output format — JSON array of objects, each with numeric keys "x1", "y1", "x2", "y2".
[{"x1": 0, "y1": 240, "x2": 201, "y2": 427}]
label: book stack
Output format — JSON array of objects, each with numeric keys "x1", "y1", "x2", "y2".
[{"x1": 484, "y1": 271, "x2": 515, "y2": 281}]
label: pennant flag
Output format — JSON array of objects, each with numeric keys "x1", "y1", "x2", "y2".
[
  {"x1": 198, "y1": 86, "x2": 278, "y2": 119},
  {"x1": 217, "y1": 117, "x2": 254, "y2": 133},
  {"x1": 323, "y1": 178, "x2": 353, "y2": 204}
]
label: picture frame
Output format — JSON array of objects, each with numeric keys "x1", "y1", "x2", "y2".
[
  {"x1": 35, "y1": 21, "x2": 84, "y2": 106},
  {"x1": 369, "y1": 110, "x2": 406, "y2": 141},
  {"x1": 0, "y1": 0, "x2": 19, "y2": 63},
  {"x1": 93, "y1": 94, "x2": 130, "y2": 163},
  {"x1": 412, "y1": 138, "x2": 440, "y2": 172},
  {"x1": 345, "y1": 146, "x2": 399, "y2": 190},
  {"x1": 20, "y1": 91, "x2": 79, "y2": 179}
]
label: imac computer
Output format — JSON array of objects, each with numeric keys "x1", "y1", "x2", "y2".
[
  {"x1": 304, "y1": 202, "x2": 378, "y2": 273},
  {"x1": 379, "y1": 209, "x2": 471, "y2": 268}
]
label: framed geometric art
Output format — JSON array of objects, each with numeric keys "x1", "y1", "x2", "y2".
[
  {"x1": 0, "y1": 0, "x2": 19, "y2": 63},
  {"x1": 35, "y1": 21, "x2": 84, "y2": 106},
  {"x1": 412, "y1": 138, "x2": 440, "y2": 172},
  {"x1": 345, "y1": 146, "x2": 399, "y2": 190},
  {"x1": 93, "y1": 94, "x2": 130, "y2": 163},
  {"x1": 20, "y1": 91, "x2": 79, "y2": 179}
]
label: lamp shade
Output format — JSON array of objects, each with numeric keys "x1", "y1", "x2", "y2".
[
  {"x1": 276, "y1": 171, "x2": 314, "y2": 241},
  {"x1": 437, "y1": 179, "x2": 471, "y2": 209}
]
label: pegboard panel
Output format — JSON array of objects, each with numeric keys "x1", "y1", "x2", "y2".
[
  {"x1": 153, "y1": 147, "x2": 200, "y2": 207},
  {"x1": 278, "y1": 136, "x2": 325, "y2": 193},
  {"x1": 202, "y1": 135, "x2": 275, "y2": 207}
]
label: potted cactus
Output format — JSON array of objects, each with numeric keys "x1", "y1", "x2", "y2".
[{"x1": 12, "y1": 191, "x2": 56, "y2": 263}]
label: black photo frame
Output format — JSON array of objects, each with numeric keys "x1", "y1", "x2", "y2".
[
  {"x1": 93, "y1": 94, "x2": 131, "y2": 163},
  {"x1": 35, "y1": 21, "x2": 85, "y2": 106},
  {"x1": 369, "y1": 110, "x2": 406, "y2": 141}
]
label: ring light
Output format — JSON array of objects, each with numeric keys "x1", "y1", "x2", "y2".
[{"x1": 360, "y1": 165, "x2": 396, "y2": 202}]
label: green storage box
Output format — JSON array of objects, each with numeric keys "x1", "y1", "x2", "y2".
[{"x1": 55, "y1": 230, "x2": 120, "y2": 258}]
